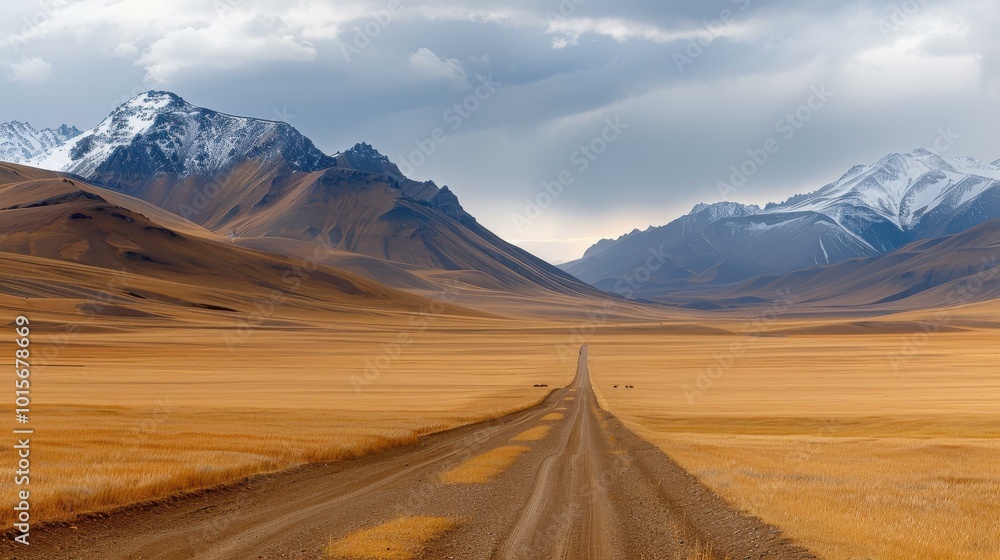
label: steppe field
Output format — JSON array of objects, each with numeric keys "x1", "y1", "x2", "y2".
[
  {"x1": 0, "y1": 311, "x2": 577, "y2": 529},
  {"x1": 4, "y1": 288, "x2": 997, "y2": 560},
  {"x1": 590, "y1": 304, "x2": 1000, "y2": 560}
]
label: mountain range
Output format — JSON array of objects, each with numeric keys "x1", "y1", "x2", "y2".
[
  {"x1": 562, "y1": 149, "x2": 1000, "y2": 304},
  {"x1": 0, "y1": 161, "x2": 479, "y2": 324},
  {"x1": 0, "y1": 121, "x2": 80, "y2": 164},
  {"x1": 5, "y1": 92, "x2": 1000, "y2": 314},
  {"x1": 1, "y1": 91, "x2": 601, "y2": 301}
]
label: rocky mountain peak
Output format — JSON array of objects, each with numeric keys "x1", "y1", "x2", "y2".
[
  {"x1": 0, "y1": 121, "x2": 81, "y2": 163},
  {"x1": 28, "y1": 91, "x2": 337, "y2": 185},
  {"x1": 335, "y1": 142, "x2": 404, "y2": 180}
]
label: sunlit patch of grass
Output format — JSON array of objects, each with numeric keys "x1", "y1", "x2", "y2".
[
  {"x1": 439, "y1": 446, "x2": 531, "y2": 484},
  {"x1": 678, "y1": 543, "x2": 717, "y2": 560},
  {"x1": 0, "y1": 324, "x2": 576, "y2": 529},
  {"x1": 681, "y1": 544, "x2": 719, "y2": 560},
  {"x1": 0, "y1": 398, "x2": 550, "y2": 529},
  {"x1": 663, "y1": 435, "x2": 1000, "y2": 560},
  {"x1": 324, "y1": 516, "x2": 455, "y2": 560},
  {"x1": 541, "y1": 413, "x2": 564, "y2": 421},
  {"x1": 590, "y1": 325, "x2": 1000, "y2": 560},
  {"x1": 511, "y1": 426, "x2": 552, "y2": 441}
]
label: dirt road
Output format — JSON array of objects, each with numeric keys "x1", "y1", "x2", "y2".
[{"x1": 9, "y1": 347, "x2": 816, "y2": 559}]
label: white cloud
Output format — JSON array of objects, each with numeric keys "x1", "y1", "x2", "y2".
[
  {"x1": 138, "y1": 22, "x2": 317, "y2": 84},
  {"x1": 407, "y1": 6, "x2": 751, "y2": 47},
  {"x1": 1, "y1": 0, "x2": 338, "y2": 84},
  {"x1": 0, "y1": 0, "x2": 748, "y2": 86},
  {"x1": 845, "y1": 24, "x2": 981, "y2": 99},
  {"x1": 551, "y1": 35, "x2": 578, "y2": 49},
  {"x1": 6, "y1": 57, "x2": 52, "y2": 85},
  {"x1": 112, "y1": 42, "x2": 139, "y2": 58},
  {"x1": 407, "y1": 5, "x2": 531, "y2": 27},
  {"x1": 546, "y1": 16, "x2": 749, "y2": 45},
  {"x1": 408, "y1": 47, "x2": 467, "y2": 88}
]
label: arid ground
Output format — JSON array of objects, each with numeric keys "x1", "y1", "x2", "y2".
[
  {"x1": 589, "y1": 306, "x2": 1000, "y2": 560},
  {"x1": 1, "y1": 164, "x2": 997, "y2": 560},
  {"x1": 2, "y1": 293, "x2": 997, "y2": 559},
  {"x1": 4, "y1": 347, "x2": 819, "y2": 560}
]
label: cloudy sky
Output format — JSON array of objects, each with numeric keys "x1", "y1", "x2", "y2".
[{"x1": 3, "y1": 0, "x2": 999, "y2": 263}]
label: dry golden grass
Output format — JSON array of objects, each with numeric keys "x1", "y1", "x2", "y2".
[
  {"x1": 439, "y1": 446, "x2": 531, "y2": 484},
  {"x1": 324, "y1": 516, "x2": 455, "y2": 560},
  {"x1": 10, "y1": 215, "x2": 999, "y2": 560},
  {"x1": 564, "y1": 397, "x2": 575, "y2": 401},
  {"x1": 0, "y1": 321, "x2": 576, "y2": 529},
  {"x1": 662, "y1": 433, "x2": 1000, "y2": 560},
  {"x1": 677, "y1": 543, "x2": 717, "y2": 560},
  {"x1": 541, "y1": 413, "x2": 564, "y2": 421},
  {"x1": 589, "y1": 318, "x2": 1000, "y2": 560},
  {"x1": 5, "y1": 404, "x2": 522, "y2": 528},
  {"x1": 511, "y1": 426, "x2": 553, "y2": 441}
]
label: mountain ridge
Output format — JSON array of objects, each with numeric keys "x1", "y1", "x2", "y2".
[
  {"x1": 4, "y1": 91, "x2": 604, "y2": 300},
  {"x1": 0, "y1": 161, "x2": 482, "y2": 320},
  {"x1": 0, "y1": 121, "x2": 80, "y2": 164},
  {"x1": 27, "y1": 91, "x2": 338, "y2": 190},
  {"x1": 563, "y1": 148, "x2": 1000, "y2": 301}
]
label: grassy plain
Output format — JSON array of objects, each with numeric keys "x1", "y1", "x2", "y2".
[
  {"x1": 0, "y1": 319, "x2": 577, "y2": 528},
  {"x1": 511, "y1": 426, "x2": 552, "y2": 442},
  {"x1": 589, "y1": 309, "x2": 1000, "y2": 560},
  {"x1": 438, "y1": 445, "x2": 532, "y2": 484}
]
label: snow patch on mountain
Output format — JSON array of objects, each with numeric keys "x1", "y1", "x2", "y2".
[
  {"x1": 743, "y1": 219, "x2": 785, "y2": 234},
  {"x1": 0, "y1": 122, "x2": 80, "y2": 164},
  {"x1": 688, "y1": 201, "x2": 762, "y2": 222},
  {"x1": 29, "y1": 91, "x2": 335, "y2": 179},
  {"x1": 567, "y1": 147, "x2": 1000, "y2": 298},
  {"x1": 767, "y1": 148, "x2": 1000, "y2": 234}
]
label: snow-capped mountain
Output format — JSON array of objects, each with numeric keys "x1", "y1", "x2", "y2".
[
  {"x1": 585, "y1": 201, "x2": 761, "y2": 261},
  {"x1": 563, "y1": 149, "x2": 1000, "y2": 301},
  {"x1": 0, "y1": 122, "x2": 80, "y2": 164},
  {"x1": 561, "y1": 201, "x2": 764, "y2": 284},
  {"x1": 683, "y1": 201, "x2": 763, "y2": 233},
  {"x1": 3, "y1": 91, "x2": 598, "y2": 298},
  {"x1": 765, "y1": 148, "x2": 1000, "y2": 247},
  {"x1": 28, "y1": 91, "x2": 335, "y2": 187}
]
